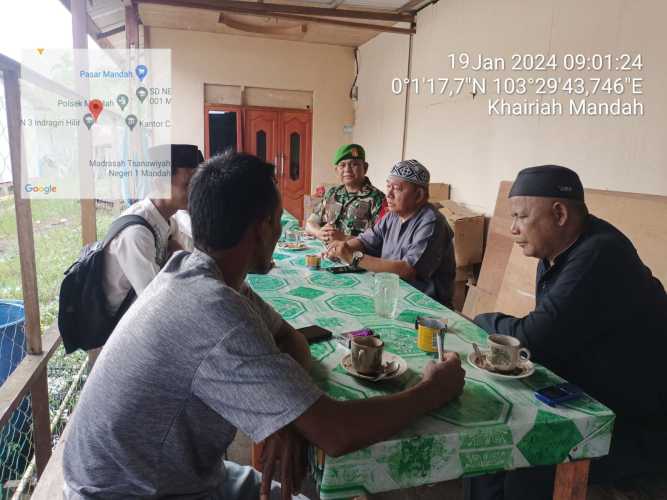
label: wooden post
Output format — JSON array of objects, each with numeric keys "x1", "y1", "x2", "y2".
[
  {"x1": 30, "y1": 370, "x2": 52, "y2": 476},
  {"x1": 553, "y1": 460, "x2": 590, "y2": 500},
  {"x1": 252, "y1": 442, "x2": 264, "y2": 471},
  {"x1": 4, "y1": 71, "x2": 42, "y2": 355},
  {"x1": 71, "y1": 0, "x2": 97, "y2": 245},
  {"x1": 4, "y1": 66, "x2": 54, "y2": 477},
  {"x1": 71, "y1": 0, "x2": 97, "y2": 378},
  {"x1": 125, "y1": 1, "x2": 140, "y2": 49}
]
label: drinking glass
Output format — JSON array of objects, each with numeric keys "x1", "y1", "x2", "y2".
[
  {"x1": 285, "y1": 229, "x2": 301, "y2": 246},
  {"x1": 374, "y1": 272, "x2": 399, "y2": 319}
]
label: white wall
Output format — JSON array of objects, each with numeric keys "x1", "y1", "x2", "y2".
[
  {"x1": 149, "y1": 28, "x2": 356, "y2": 189},
  {"x1": 353, "y1": 32, "x2": 408, "y2": 186},
  {"x1": 355, "y1": 0, "x2": 667, "y2": 213}
]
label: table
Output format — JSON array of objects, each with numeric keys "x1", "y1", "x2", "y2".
[{"x1": 255, "y1": 213, "x2": 614, "y2": 500}]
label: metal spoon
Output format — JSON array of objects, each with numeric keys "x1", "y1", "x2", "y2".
[
  {"x1": 372, "y1": 361, "x2": 398, "y2": 382},
  {"x1": 472, "y1": 343, "x2": 487, "y2": 369}
]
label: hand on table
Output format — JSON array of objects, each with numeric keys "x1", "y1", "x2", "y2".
[
  {"x1": 422, "y1": 351, "x2": 465, "y2": 406},
  {"x1": 318, "y1": 224, "x2": 347, "y2": 244},
  {"x1": 325, "y1": 240, "x2": 353, "y2": 264},
  {"x1": 260, "y1": 426, "x2": 307, "y2": 500}
]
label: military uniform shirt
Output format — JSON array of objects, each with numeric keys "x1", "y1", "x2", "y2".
[{"x1": 308, "y1": 177, "x2": 386, "y2": 236}]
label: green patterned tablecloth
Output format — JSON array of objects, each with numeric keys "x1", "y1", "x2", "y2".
[{"x1": 249, "y1": 213, "x2": 614, "y2": 499}]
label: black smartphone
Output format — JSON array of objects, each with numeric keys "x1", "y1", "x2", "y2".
[
  {"x1": 297, "y1": 325, "x2": 333, "y2": 344},
  {"x1": 535, "y1": 383, "x2": 584, "y2": 407},
  {"x1": 326, "y1": 265, "x2": 366, "y2": 274}
]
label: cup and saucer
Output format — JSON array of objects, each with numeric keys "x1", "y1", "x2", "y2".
[
  {"x1": 278, "y1": 242, "x2": 308, "y2": 250},
  {"x1": 468, "y1": 334, "x2": 535, "y2": 380},
  {"x1": 340, "y1": 336, "x2": 408, "y2": 382},
  {"x1": 279, "y1": 230, "x2": 308, "y2": 250}
]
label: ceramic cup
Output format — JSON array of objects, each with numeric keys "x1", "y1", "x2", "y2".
[
  {"x1": 350, "y1": 335, "x2": 384, "y2": 375},
  {"x1": 487, "y1": 334, "x2": 531, "y2": 372}
]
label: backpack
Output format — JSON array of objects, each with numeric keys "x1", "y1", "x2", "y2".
[{"x1": 58, "y1": 215, "x2": 157, "y2": 353}]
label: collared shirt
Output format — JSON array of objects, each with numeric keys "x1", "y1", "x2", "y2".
[
  {"x1": 475, "y1": 215, "x2": 667, "y2": 425},
  {"x1": 357, "y1": 203, "x2": 456, "y2": 307},
  {"x1": 172, "y1": 210, "x2": 195, "y2": 251},
  {"x1": 102, "y1": 197, "x2": 176, "y2": 314},
  {"x1": 308, "y1": 177, "x2": 386, "y2": 236},
  {"x1": 64, "y1": 249, "x2": 322, "y2": 499}
]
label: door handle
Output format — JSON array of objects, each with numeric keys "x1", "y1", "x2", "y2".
[{"x1": 280, "y1": 153, "x2": 285, "y2": 179}]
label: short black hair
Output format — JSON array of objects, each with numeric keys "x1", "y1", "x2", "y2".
[{"x1": 188, "y1": 151, "x2": 279, "y2": 251}]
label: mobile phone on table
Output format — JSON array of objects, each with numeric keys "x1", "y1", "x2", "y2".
[
  {"x1": 326, "y1": 265, "x2": 366, "y2": 274},
  {"x1": 297, "y1": 325, "x2": 333, "y2": 344},
  {"x1": 535, "y1": 383, "x2": 584, "y2": 407}
]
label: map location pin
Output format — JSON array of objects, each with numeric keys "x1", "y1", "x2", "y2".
[
  {"x1": 135, "y1": 64, "x2": 148, "y2": 81},
  {"x1": 83, "y1": 113, "x2": 95, "y2": 130},
  {"x1": 136, "y1": 87, "x2": 148, "y2": 103},
  {"x1": 125, "y1": 114, "x2": 138, "y2": 131},
  {"x1": 88, "y1": 99, "x2": 104, "y2": 121},
  {"x1": 116, "y1": 94, "x2": 129, "y2": 111}
]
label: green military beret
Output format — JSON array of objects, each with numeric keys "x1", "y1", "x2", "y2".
[{"x1": 332, "y1": 144, "x2": 365, "y2": 165}]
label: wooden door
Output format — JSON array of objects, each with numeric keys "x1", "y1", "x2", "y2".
[
  {"x1": 278, "y1": 111, "x2": 311, "y2": 222},
  {"x1": 244, "y1": 109, "x2": 279, "y2": 166}
]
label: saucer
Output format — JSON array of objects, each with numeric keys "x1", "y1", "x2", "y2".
[
  {"x1": 467, "y1": 350, "x2": 535, "y2": 380},
  {"x1": 278, "y1": 242, "x2": 308, "y2": 251},
  {"x1": 341, "y1": 352, "x2": 408, "y2": 382}
]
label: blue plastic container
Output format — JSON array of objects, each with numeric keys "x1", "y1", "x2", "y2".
[
  {"x1": 0, "y1": 300, "x2": 26, "y2": 382},
  {"x1": 0, "y1": 300, "x2": 33, "y2": 486}
]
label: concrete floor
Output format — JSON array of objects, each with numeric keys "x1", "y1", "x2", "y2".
[{"x1": 226, "y1": 433, "x2": 667, "y2": 500}]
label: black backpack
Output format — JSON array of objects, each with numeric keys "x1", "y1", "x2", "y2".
[{"x1": 58, "y1": 215, "x2": 157, "y2": 353}]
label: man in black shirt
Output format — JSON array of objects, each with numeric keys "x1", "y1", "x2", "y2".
[{"x1": 466, "y1": 165, "x2": 667, "y2": 500}]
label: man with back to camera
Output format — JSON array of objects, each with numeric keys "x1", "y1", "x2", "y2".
[
  {"x1": 465, "y1": 165, "x2": 667, "y2": 500},
  {"x1": 325, "y1": 159, "x2": 456, "y2": 307},
  {"x1": 62, "y1": 151, "x2": 466, "y2": 499}
]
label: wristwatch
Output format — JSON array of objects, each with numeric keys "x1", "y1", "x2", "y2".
[{"x1": 351, "y1": 251, "x2": 364, "y2": 268}]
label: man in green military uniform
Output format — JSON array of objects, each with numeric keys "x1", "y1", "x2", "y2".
[{"x1": 306, "y1": 144, "x2": 387, "y2": 243}]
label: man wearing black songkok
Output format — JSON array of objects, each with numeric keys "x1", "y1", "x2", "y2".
[
  {"x1": 465, "y1": 165, "x2": 667, "y2": 500},
  {"x1": 102, "y1": 144, "x2": 204, "y2": 320}
]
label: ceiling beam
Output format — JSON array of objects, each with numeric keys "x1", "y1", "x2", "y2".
[
  {"x1": 219, "y1": 11, "x2": 415, "y2": 35},
  {"x1": 97, "y1": 25, "x2": 126, "y2": 39},
  {"x1": 399, "y1": 0, "x2": 431, "y2": 12},
  {"x1": 219, "y1": 14, "x2": 308, "y2": 35},
  {"x1": 59, "y1": 0, "x2": 115, "y2": 49},
  {"x1": 137, "y1": 0, "x2": 414, "y2": 23}
]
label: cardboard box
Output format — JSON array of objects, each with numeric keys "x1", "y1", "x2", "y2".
[
  {"x1": 452, "y1": 281, "x2": 467, "y2": 312},
  {"x1": 439, "y1": 201, "x2": 485, "y2": 267},
  {"x1": 429, "y1": 183, "x2": 451, "y2": 201},
  {"x1": 462, "y1": 284, "x2": 497, "y2": 319},
  {"x1": 451, "y1": 265, "x2": 474, "y2": 312},
  {"x1": 429, "y1": 183, "x2": 451, "y2": 208},
  {"x1": 450, "y1": 265, "x2": 475, "y2": 312},
  {"x1": 455, "y1": 264, "x2": 475, "y2": 282}
]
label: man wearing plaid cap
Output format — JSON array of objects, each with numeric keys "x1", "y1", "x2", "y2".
[{"x1": 326, "y1": 159, "x2": 456, "y2": 307}]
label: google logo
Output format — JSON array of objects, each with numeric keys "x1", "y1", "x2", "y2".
[{"x1": 24, "y1": 184, "x2": 57, "y2": 195}]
